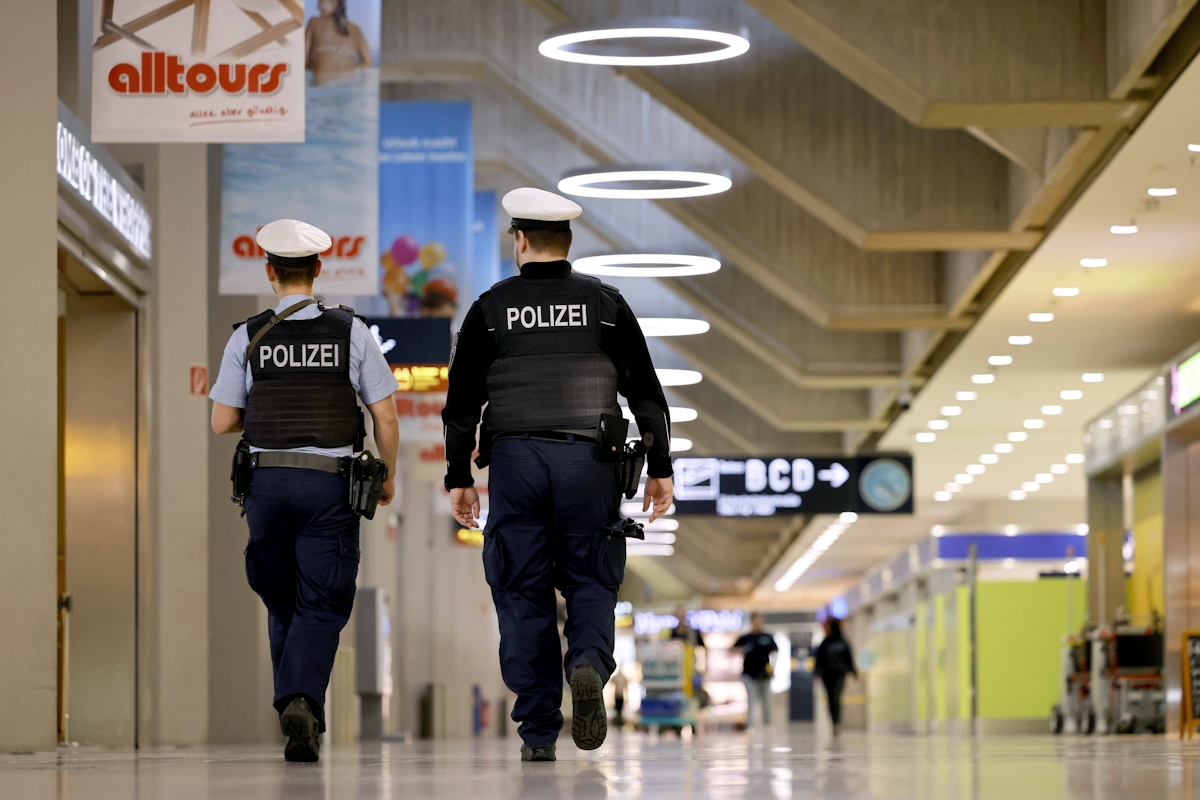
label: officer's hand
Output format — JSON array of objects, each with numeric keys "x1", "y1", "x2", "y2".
[
  {"x1": 450, "y1": 486, "x2": 481, "y2": 528},
  {"x1": 378, "y1": 477, "x2": 396, "y2": 507},
  {"x1": 643, "y1": 476, "x2": 674, "y2": 523}
]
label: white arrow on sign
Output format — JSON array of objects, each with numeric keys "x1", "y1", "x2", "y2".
[{"x1": 817, "y1": 462, "x2": 850, "y2": 489}]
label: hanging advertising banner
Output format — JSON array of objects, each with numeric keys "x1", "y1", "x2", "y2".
[
  {"x1": 472, "y1": 191, "x2": 500, "y2": 300},
  {"x1": 219, "y1": 0, "x2": 380, "y2": 294},
  {"x1": 91, "y1": 0, "x2": 307, "y2": 143},
  {"x1": 672, "y1": 454, "x2": 914, "y2": 516},
  {"x1": 379, "y1": 101, "x2": 473, "y2": 323}
]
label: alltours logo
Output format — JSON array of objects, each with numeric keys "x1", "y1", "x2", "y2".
[
  {"x1": 108, "y1": 52, "x2": 288, "y2": 96},
  {"x1": 232, "y1": 232, "x2": 367, "y2": 260}
]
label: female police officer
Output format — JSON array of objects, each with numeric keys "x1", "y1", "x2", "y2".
[
  {"x1": 443, "y1": 189, "x2": 674, "y2": 761},
  {"x1": 209, "y1": 219, "x2": 399, "y2": 762}
]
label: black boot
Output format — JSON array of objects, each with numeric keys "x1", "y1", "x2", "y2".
[
  {"x1": 570, "y1": 665, "x2": 607, "y2": 751},
  {"x1": 280, "y1": 696, "x2": 321, "y2": 763},
  {"x1": 521, "y1": 744, "x2": 557, "y2": 761}
]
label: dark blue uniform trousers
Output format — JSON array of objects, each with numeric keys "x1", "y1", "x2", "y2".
[
  {"x1": 484, "y1": 437, "x2": 626, "y2": 747},
  {"x1": 243, "y1": 467, "x2": 360, "y2": 733}
]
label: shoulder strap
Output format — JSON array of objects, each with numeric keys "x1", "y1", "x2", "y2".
[{"x1": 244, "y1": 298, "x2": 318, "y2": 361}]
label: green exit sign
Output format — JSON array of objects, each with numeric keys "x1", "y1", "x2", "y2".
[{"x1": 1174, "y1": 351, "x2": 1200, "y2": 415}]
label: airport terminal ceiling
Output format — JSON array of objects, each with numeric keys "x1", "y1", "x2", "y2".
[{"x1": 371, "y1": 0, "x2": 1200, "y2": 600}]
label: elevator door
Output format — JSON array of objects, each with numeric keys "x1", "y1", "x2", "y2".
[{"x1": 62, "y1": 289, "x2": 138, "y2": 746}]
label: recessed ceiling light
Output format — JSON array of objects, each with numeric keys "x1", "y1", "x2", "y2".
[
  {"x1": 539, "y1": 19, "x2": 751, "y2": 66},
  {"x1": 1036, "y1": 473, "x2": 1054, "y2": 484},
  {"x1": 1005, "y1": 524, "x2": 1019, "y2": 536},
  {"x1": 966, "y1": 464, "x2": 986, "y2": 475},
  {"x1": 940, "y1": 406, "x2": 962, "y2": 416},
  {"x1": 972, "y1": 374, "x2": 995, "y2": 384},
  {"x1": 980, "y1": 454, "x2": 1000, "y2": 464},
  {"x1": 1029, "y1": 312, "x2": 1055, "y2": 323},
  {"x1": 560, "y1": 169, "x2": 732, "y2": 200},
  {"x1": 1076, "y1": 523, "x2": 1089, "y2": 535},
  {"x1": 934, "y1": 491, "x2": 953, "y2": 502},
  {"x1": 1190, "y1": 144, "x2": 1200, "y2": 152},
  {"x1": 956, "y1": 391, "x2": 978, "y2": 401},
  {"x1": 1065, "y1": 453, "x2": 1085, "y2": 464},
  {"x1": 638, "y1": 318, "x2": 711, "y2": 336},
  {"x1": 915, "y1": 432, "x2": 937, "y2": 443},
  {"x1": 1024, "y1": 419, "x2": 1045, "y2": 429},
  {"x1": 928, "y1": 419, "x2": 950, "y2": 430},
  {"x1": 1050, "y1": 464, "x2": 1069, "y2": 474},
  {"x1": 656, "y1": 368, "x2": 702, "y2": 386},
  {"x1": 1008, "y1": 335, "x2": 1033, "y2": 346},
  {"x1": 1041, "y1": 405, "x2": 1064, "y2": 415},
  {"x1": 988, "y1": 355, "x2": 1013, "y2": 366},
  {"x1": 1022, "y1": 481, "x2": 1041, "y2": 492},
  {"x1": 1007, "y1": 431, "x2": 1029, "y2": 442},
  {"x1": 1061, "y1": 389, "x2": 1084, "y2": 400},
  {"x1": 1009, "y1": 490, "x2": 1027, "y2": 501},
  {"x1": 1110, "y1": 224, "x2": 1138, "y2": 235},
  {"x1": 1080, "y1": 258, "x2": 1107, "y2": 268},
  {"x1": 1053, "y1": 287, "x2": 1080, "y2": 297},
  {"x1": 574, "y1": 254, "x2": 721, "y2": 277},
  {"x1": 1148, "y1": 187, "x2": 1177, "y2": 197},
  {"x1": 994, "y1": 443, "x2": 1015, "y2": 454},
  {"x1": 1082, "y1": 373, "x2": 1105, "y2": 383},
  {"x1": 671, "y1": 437, "x2": 693, "y2": 451},
  {"x1": 1098, "y1": 418, "x2": 1114, "y2": 429},
  {"x1": 955, "y1": 474, "x2": 974, "y2": 484}
]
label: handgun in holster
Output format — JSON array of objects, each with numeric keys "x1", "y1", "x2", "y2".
[
  {"x1": 620, "y1": 431, "x2": 654, "y2": 500},
  {"x1": 230, "y1": 437, "x2": 252, "y2": 516},
  {"x1": 474, "y1": 415, "x2": 494, "y2": 469},
  {"x1": 349, "y1": 450, "x2": 389, "y2": 520}
]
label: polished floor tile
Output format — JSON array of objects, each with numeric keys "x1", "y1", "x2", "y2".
[{"x1": 2, "y1": 727, "x2": 1199, "y2": 799}]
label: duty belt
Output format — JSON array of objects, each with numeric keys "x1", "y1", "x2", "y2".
[
  {"x1": 249, "y1": 451, "x2": 350, "y2": 475},
  {"x1": 493, "y1": 431, "x2": 597, "y2": 445}
]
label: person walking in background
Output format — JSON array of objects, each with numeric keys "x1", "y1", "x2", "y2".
[
  {"x1": 814, "y1": 617, "x2": 858, "y2": 736},
  {"x1": 734, "y1": 612, "x2": 777, "y2": 729}
]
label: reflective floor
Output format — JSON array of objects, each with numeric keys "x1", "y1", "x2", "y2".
[{"x1": 5, "y1": 727, "x2": 1200, "y2": 799}]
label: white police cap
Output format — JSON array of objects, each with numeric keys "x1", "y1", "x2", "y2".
[
  {"x1": 502, "y1": 188, "x2": 582, "y2": 233},
  {"x1": 256, "y1": 219, "x2": 332, "y2": 266}
]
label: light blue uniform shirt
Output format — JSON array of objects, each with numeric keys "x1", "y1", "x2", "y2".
[{"x1": 209, "y1": 294, "x2": 400, "y2": 457}]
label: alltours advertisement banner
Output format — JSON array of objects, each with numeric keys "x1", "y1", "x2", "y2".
[
  {"x1": 91, "y1": 0, "x2": 307, "y2": 143},
  {"x1": 219, "y1": 0, "x2": 380, "y2": 295},
  {"x1": 378, "y1": 101, "x2": 474, "y2": 324}
]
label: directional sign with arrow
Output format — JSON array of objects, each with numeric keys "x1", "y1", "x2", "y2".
[{"x1": 672, "y1": 454, "x2": 912, "y2": 517}]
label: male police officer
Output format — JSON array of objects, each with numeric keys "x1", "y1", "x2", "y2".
[
  {"x1": 209, "y1": 219, "x2": 399, "y2": 762},
  {"x1": 444, "y1": 188, "x2": 675, "y2": 761}
]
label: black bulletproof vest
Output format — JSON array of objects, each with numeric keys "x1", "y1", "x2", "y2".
[
  {"x1": 242, "y1": 306, "x2": 361, "y2": 449},
  {"x1": 483, "y1": 272, "x2": 620, "y2": 432}
]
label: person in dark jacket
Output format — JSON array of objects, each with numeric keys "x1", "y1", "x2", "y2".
[{"x1": 813, "y1": 617, "x2": 857, "y2": 736}]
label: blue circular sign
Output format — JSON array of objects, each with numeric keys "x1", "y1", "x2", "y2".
[{"x1": 858, "y1": 458, "x2": 912, "y2": 512}]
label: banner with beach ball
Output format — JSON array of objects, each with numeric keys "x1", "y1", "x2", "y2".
[
  {"x1": 218, "y1": 0, "x2": 380, "y2": 294},
  {"x1": 378, "y1": 101, "x2": 474, "y2": 324}
]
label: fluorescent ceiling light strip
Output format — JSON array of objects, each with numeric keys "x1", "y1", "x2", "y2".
[
  {"x1": 539, "y1": 26, "x2": 750, "y2": 67},
  {"x1": 638, "y1": 318, "x2": 711, "y2": 337},
  {"x1": 656, "y1": 368, "x2": 702, "y2": 386},
  {"x1": 625, "y1": 544, "x2": 675, "y2": 557},
  {"x1": 574, "y1": 254, "x2": 721, "y2": 277},
  {"x1": 622, "y1": 406, "x2": 698, "y2": 423},
  {"x1": 559, "y1": 170, "x2": 732, "y2": 200}
]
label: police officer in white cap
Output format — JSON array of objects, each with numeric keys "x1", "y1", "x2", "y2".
[
  {"x1": 209, "y1": 219, "x2": 400, "y2": 762},
  {"x1": 443, "y1": 189, "x2": 675, "y2": 761}
]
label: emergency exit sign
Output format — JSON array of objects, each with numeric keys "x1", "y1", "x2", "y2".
[{"x1": 672, "y1": 454, "x2": 913, "y2": 517}]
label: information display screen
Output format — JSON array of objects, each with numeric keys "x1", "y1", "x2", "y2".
[{"x1": 671, "y1": 454, "x2": 913, "y2": 517}]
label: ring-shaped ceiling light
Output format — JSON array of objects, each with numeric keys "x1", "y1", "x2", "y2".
[
  {"x1": 574, "y1": 254, "x2": 721, "y2": 277},
  {"x1": 539, "y1": 17, "x2": 750, "y2": 67},
  {"x1": 638, "y1": 318, "x2": 710, "y2": 337},
  {"x1": 559, "y1": 168, "x2": 732, "y2": 200},
  {"x1": 656, "y1": 369, "x2": 702, "y2": 386}
]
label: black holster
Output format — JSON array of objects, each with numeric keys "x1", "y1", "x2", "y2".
[
  {"x1": 619, "y1": 432, "x2": 653, "y2": 500},
  {"x1": 474, "y1": 416, "x2": 493, "y2": 469},
  {"x1": 349, "y1": 450, "x2": 389, "y2": 520},
  {"x1": 230, "y1": 437, "x2": 252, "y2": 516}
]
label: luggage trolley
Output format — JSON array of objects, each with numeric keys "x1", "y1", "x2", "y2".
[
  {"x1": 1090, "y1": 625, "x2": 1165, "y2": 735},
  {"x1": 636, "y1": 639, "x2": 698, "y2": 735}
]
